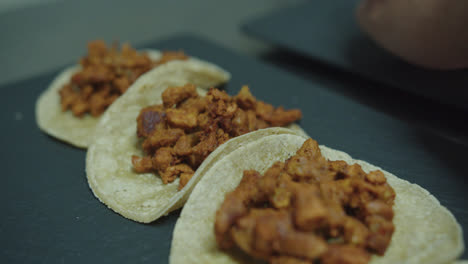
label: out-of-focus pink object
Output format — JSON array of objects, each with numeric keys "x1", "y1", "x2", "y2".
[{"x1": 356, "y1": 0, "x2": 468, "y2": 70}]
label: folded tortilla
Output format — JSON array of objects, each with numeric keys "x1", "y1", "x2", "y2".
[
  {"x1": 35, "y1": 50, "x2": 230, "y2": 148},
  {"x1": 170, "y1": 130, "x2": 464, "y2": 264},
  {"x1": 85, "y1": 58, "x2": 306, "y2": 223}
]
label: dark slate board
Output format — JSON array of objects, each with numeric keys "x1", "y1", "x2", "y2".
[
  {"x1": 1, "y1": 34, "x2": 466, "y2": 263},
  {"x1": 242, "y1": 0, "x2": 468, "y2": 110}
]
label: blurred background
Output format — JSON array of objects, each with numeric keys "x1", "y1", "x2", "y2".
[{"x1": 0, "y1": 0, "x2": 304, "y2": 85}]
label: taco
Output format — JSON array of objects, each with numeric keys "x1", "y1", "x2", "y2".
[
  {"x1": 170, "y1": 130, "x2": 464, "y2": 264},
  {"x1": 86, "y1": 76, "x2": 306, "y2": 223},
  {"x1": 36, "y1": 40, "x2": 230, "y2": 148}
]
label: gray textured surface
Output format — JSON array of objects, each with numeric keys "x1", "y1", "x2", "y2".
[{"x1": 0, "y1": 0, "x2": 304, "y2": 85}]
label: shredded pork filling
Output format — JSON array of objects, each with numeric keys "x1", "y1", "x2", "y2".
[
  {"x1": 215, "y1": 139, "x2": 396, "y2": 264},
  {"x1": 59, "y1": 40, "x2": 188, "y2": 117},
  {"x1": 132, "y1": 85, "x2": 302, "y2": 190}
]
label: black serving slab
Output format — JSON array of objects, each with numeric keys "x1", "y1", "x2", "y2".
[
  {"x1": 243, "y1": 0, "x2": 468, "y2": 110},
  {"x1": 1, "y1": 34, "x2": 466, "y2": 263}
]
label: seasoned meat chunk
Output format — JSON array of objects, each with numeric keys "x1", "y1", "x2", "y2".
[
  {"x1": 162, "y1": 83, "x2": 198, "y2": 107},
  {"x1": 293, "y1": 184, "x2": 327, "y2": 231},
  {"x1": 208, "y1": 88, "x2": 231, "y2": 101},
  {"x1": 215, "y1": 193, "x2": 247, "y2": 249},
  {"x1": 131, "y1": 156, "x2": 153, "y2": 173},
  {"x1": 215, "y1": 139, "x2": 395, "y2": 264},
  {"x1": 160, "y1": 164, "x2": 193, "y2": 185},
  {"x1": 365, "y1": 170, "x2": 387, "y2": 184},
  {"x1": 275, "y1": 227, "x2": 328, "y2": 259},
  {"x1": 268, "y1": 107, "x2": 303, "y2": 127},
  {"x1": 235, "y1": 85, "x2": 256, "y2": 110},
  {"x1": 178, "y1": 172, "x2": 194, "y2": 190},
  {"x1": 179, "y1": 96, "x2": 207, "y2": 113},
  {"x1": 166, "y1": 108, "x2": 198, "y2": 129},
  {"x1": 191, "y1": 131, "x2": 218, "y2": 161},
  {"x1": 133, "y1": 85, "x2": 301, "y2": 192},
  {"x1": 231, "y1": 108, "x2": 249, "y2": 136},
  {"x1": 173, "y1": 134, "x2": 197, "y2": 156},
  {"x1": 152, "y1": 147, "x2": 176, "y2": 172},
  {"x1": 59, "y1": 41, "x2": 187, "y2": 117},
  {"x1": 136, "y1": 105, "x2": 166, "y2": 138},
  {"x1": 142, "y1": 128, "x2": 184, "y2": 154}
]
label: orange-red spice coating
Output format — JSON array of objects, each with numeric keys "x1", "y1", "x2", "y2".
[
  {"x1": 215, "y1": 139, "x2": 395, "y2": 264},
  {"x1": 132, "y1": 85, "x2": 302, "y2": 190},
  {"x1": 59, "y1": 40, "x2": 188, "y2": 117}
]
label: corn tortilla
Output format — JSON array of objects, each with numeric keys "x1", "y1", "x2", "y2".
[
  {"x1": 170, "y1": 131, "x2": 464, "y2": 264},
  {"x1": 85, "y1": 59, "x2": 304, "y2": 223},
  {"x1": 36, "y1": 50, "x2": 230, "y2": 148},
  {"x1": 88, "y1": 125, "x2": 304, "y2": 223}
]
